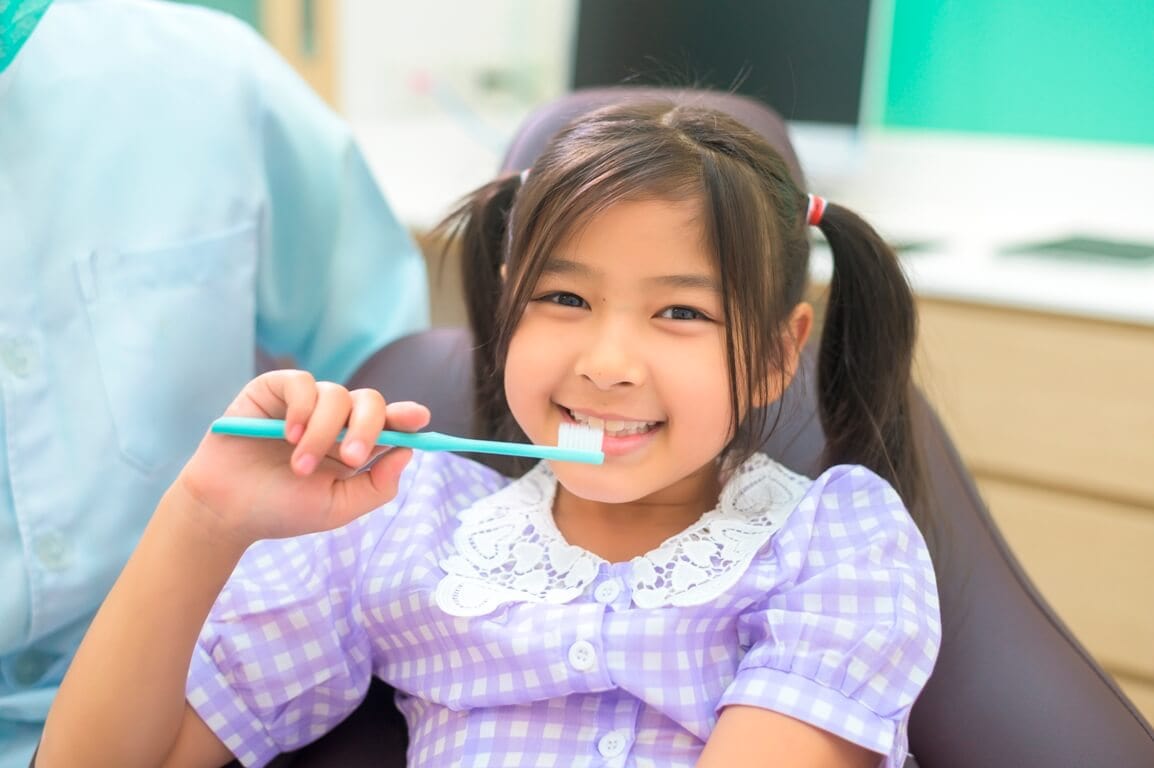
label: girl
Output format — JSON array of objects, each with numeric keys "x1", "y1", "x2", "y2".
[{"x1": 39, "y1": 101, "x2": 939, "y2": 768}]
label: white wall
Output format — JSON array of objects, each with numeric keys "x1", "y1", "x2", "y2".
[{"x1": 339, "y1": 0, "x2": 576, "y2": 127}]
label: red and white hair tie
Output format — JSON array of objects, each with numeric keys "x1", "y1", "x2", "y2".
[{"x1": 806, "y1": 194, "x2": 827, "y2": 226}]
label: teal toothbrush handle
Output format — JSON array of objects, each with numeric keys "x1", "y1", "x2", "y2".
[{"x1": 209, "y1": 417, "x2": 604, "y2": 465}]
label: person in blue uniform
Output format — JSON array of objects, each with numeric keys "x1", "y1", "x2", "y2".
[{"x1": 0, "y1": 2, "x2": 429, "y2": 764}]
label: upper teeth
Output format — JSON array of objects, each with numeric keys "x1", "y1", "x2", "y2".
[{"x1": 570, "y1": 411, "x2": 657, "y2": 436}]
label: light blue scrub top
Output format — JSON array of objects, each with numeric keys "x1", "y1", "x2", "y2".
[{"x1": 0, "y1": 1, "x2": 429, "y2": 762}]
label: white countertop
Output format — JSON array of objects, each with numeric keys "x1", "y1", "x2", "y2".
[
  {"x1": 822, "y1": 131, "x2": 1154, "y2": 326},
  {"x1": 353, "y1": 114, "x2": 1154, "y2": 327}
]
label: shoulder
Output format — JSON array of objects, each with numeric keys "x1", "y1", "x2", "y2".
[
  {"x1": 707, "y1": 456, "x2": 924, "y2": 578},
  {"x1": 801, "y1": 463, "x2": 910, "y2": 525},
  {"x1": 734, "y1": 460, "x2": 939, "y2": 650},
  {"x1": 766, "y1": 463, "x2": 928, "y2": 574},
  {"x1": 40, "y1": 1, "x2": 288, "y2": 92}
]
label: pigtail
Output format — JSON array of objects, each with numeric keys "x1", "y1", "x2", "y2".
[
  {"x1": 432, "y1": 174, "x2": 522, "y2": 442},
  {"x1": 815, "y1": 203, "x2": 925, "y2": 513}
]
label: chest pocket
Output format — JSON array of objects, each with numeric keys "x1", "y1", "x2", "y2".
[{"x1": 78, "y1": 222, "x2": 259, "y2": 473}]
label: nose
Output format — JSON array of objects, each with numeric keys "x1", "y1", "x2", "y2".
[{"x1": 574, "y1": 317, "x2": 645, "y2": 390}]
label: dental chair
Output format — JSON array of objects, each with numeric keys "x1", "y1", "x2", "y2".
[{"x1": 269, "y1": 89, "x2": 1154, "y2": 767}]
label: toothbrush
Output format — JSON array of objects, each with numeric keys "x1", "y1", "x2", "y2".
[{"x1": 209, "y1": 417, "x2": 605, "y2": 464}]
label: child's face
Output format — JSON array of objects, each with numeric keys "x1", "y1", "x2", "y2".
[{"x1": 504, "y1": 198, "x2": 734, "y2": 506}]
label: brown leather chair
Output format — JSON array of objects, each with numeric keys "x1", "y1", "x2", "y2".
[{"x1": 266, "y1": 89, "x2": 1154, "y2": 767}]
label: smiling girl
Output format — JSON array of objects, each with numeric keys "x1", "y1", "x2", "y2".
[{"x1": 38, "y1": 100, "x2": 939, "y2": 768}]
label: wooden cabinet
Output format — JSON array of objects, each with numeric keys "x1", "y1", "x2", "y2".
[
  {"x1": 915, "y1": 298, "x2": 1154, "y2": 720},
  {"x1": 259, "y1": 0, "x2": 338, "y2": 107}
]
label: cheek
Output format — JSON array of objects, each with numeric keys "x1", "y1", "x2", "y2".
[
  {"x1": 663, "y1": 335, "x2": 736, "y2": 439},
  {"x1": 506, "y1": 312, "x2": 570, "y2": 377},
  {"x1": 503, "y1": 333, "x2": 530, "y2": 412},
  {"x1": 503, "y1": 324, "x2": 554, "y2": 425}
]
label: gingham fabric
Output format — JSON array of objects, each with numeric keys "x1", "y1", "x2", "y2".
[{"x1": 187, "y1": 451, "x2": 940, "y2": 767}]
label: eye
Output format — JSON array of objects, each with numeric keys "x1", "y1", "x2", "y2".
[
  {"x1": 659, "y1": 306, "x2": 708, "y2": 321},
  {"x1": 538, "y1": 291, "x2": 588, "y2": 309}
]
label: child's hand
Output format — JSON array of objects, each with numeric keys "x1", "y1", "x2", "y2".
[{"x1": 176, "y1": 370, "x2": 429, "y2": 547}]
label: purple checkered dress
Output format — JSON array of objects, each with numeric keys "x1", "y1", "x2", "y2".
[{"x1": 187, "y1": 451, "x2": 940, "y2": 767}]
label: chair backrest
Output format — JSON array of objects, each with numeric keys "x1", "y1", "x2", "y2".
[
  {"x1": 305, "y1": 88, "x2": 1154, "y2": 767},
  {"x1": 501, "y1": 87, "x2": 807, "y2": 187}
]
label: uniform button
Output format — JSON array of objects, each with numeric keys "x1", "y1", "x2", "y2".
[
  {"x1": 567, "y1": 640, "x2": 597, "y2": 671},
  {"x1": 0, "y1": 337, "x2": 37, "y2": 378},
  {"x1": 597, "y1": 729, "x2": 631, "y2": 758},
  {"x1": 593, "y1": 579, "x2": 621, "y2": 604},
  {"x1": 33, "y1": 531, "x2": 72, "y2": 571}
]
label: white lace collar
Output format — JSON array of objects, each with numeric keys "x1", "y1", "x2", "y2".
[{"x1": 435, "y1": 454, "x2": 812, "y2": 616}]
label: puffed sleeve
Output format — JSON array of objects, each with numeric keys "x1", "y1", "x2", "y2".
[
  {"x1": 717, "y1": 465, "x2": 941, "y2": 768},
  {"x1": 185, "y1": 458, "x2": 424, "y2": 767},
  {"x1": 230, "y1": 20, "x2": 429, "y2": 382}
]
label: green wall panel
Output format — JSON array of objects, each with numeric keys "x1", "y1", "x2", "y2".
[{"x1": 884, "y1": 0, "x2": 1154, "y2": 145}]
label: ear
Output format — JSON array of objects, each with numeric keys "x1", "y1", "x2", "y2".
[
  {"x1": 754, "y1": 302, "x2": 814, "y2": 407},
  {"x1": 782, "y1": 301, "x2": 814, "y2": 380}
]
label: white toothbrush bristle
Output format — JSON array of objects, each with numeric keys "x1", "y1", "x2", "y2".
[{"x1": 558, "y1": 422, "x2": 604, "y2": 453}]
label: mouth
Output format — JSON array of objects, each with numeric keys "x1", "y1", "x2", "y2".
[{"x1": 563, "y1": 407, "x2": 662, "y2": 439}]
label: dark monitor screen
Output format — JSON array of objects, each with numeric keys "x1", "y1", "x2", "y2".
[{"x1": 571, "y1": 0, "x2": 873, "y2": 127}]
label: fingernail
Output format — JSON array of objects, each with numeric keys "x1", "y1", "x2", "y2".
[
  {"x1": 294, "y1": 453, "x2": 317, "y2": 475},
  {"x1": 344, "y1": 440, "x2": 366, "y2": 463}
]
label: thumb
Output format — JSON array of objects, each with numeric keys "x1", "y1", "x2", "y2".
[
  {"x1": 327, "y1": 448, "x2": 415, "y2": 528},
  {"x1": 383, "y1": 401, "x2": 431, "y2": 433}
]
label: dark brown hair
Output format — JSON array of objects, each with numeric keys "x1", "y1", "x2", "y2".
[{"x1": 435, "y1": 100, "x2": 923, "y2": 510}]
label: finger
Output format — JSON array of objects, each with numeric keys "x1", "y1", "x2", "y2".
[
  {"x1": 279, "y1": 370, "x2": 319, "y2": 444},
  {"x1": 350, "y1": 400, "x2": 431, "y2": 470},
  {"x1": 339, "y1": 388, "x2": 387, "y2": 468},
  {"x1": 329, "y1": 448, "x2": 415, "y2": 528},
  {"x1": 368, "y1": 447, "x2": 414, "y2": 497},
  {"x1": 383, "y1": 401, "x2": 431, "y2": 433},
  {"x1": 292, "y1": 381, "x2": 352, "y2": 476},
  {"x1": 354, "y1": 401, "x2": 430, "y2": 467}
]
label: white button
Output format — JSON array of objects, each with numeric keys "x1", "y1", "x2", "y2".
[
  {"x1": 593, "y1": 579, "x2": 621, "y2": 604},
  {"x1": 567, "y1": 640, "x2": 597, "y2": 671},
  {"x1": 33, "y1": 531, "x2": 72, "y2": 571},
  {"x1": 597, "y1": 729, "x2": 631, "y2": 758},
  {"x1": 0, "y1": 337, "x2": 36, "y2": 378}
]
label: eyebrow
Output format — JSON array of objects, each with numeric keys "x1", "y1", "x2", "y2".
[{"x1": 542, "y1": 258, "x2": 721, "y2": 293}]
